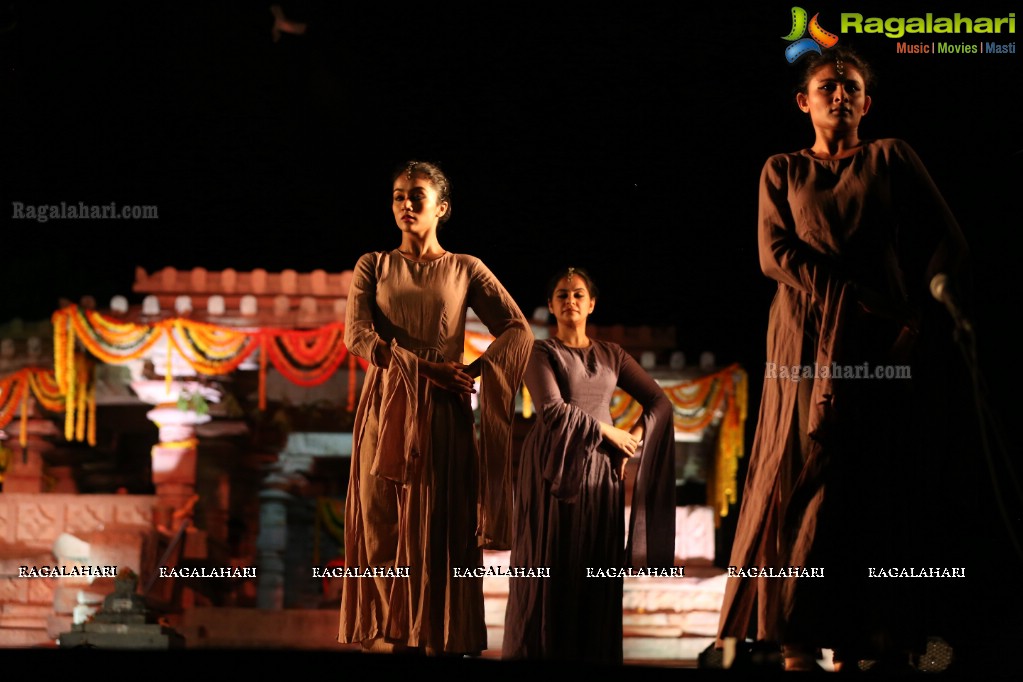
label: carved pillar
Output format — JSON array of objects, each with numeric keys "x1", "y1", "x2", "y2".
[
  {"x1": 131, "y1": 380, "x2": 218, "y2": 561},
  {"x1": 256, "y1": 488, "x2": 291, "y2": 610},
  {"x1": 146, "y1": 403, "x2": 209, "y2": 529}
]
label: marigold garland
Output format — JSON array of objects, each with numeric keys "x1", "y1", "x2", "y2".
[
  {"x1": 64, "y1": 340, "x2": 76, "y2": 443},
  {"x1": 664, "y1": 378, "x2": 715, "y2": 410},
  {"x1": 610, "y1": 390, "x2": 643, "y2": 428},
  {"x1": 88, "y1": 377, "x2": 97, "y2": 446},
  {"x1": 258, "y1": 335, "x2": 269, "y2": 410},
  {"x1": 52, "y1": 305, "x2": 371, "y2": 413},
  {"x1": 0, "y1": 366, "x2": 93, "y2": 447},
  {"x1": 41, "y1": 304, "x2": 749, "y2": 515},
  {"x1": 51, "y1": 307, "x2": 143, "y2": 444},
  {"x1": 261, "y1": 324, "x2": 349, "y2": 387},
  {"x1": 20, "y1": 383, "x2": 29, "y2": 446},
  {"x1": 156, "y1": 438, "x2": 200, "y2": 450},
  {"x1": 0, "y1": 372, "x2": 29, "y2": 433},
  {"x1": 171, "y1": 320, "x2": 259, "y2": 374},
  {"x1": 711, "y1": 366, "x2": 748, "y2": 521},
  {"x1": 27, "y1": 369, "x2": 65, "y2": 413},
  {"x1": 672, "y1": 379, "x2": 724, "y2": 433},
  {"x1": 713, "y1": 370, "x2": 748, "y2": 523},
  {"x1": 13, "y1": 306, "x2": 511, "y2": 458},
  {"x1": 609, "y1": 364, "x2": 748, "y2": 520},
  {"x1": 611, "y1": 372, "x2": 725, "y2": 434},
  {"x1": 72, "y1": 355, "x2": 96, "y2": 446},
  {"x1": 53, "y1": 311, "x2": 71, "y2": 394},
  {"x1": 64, "y1": 307, "x2": 164, "y2": 364}
]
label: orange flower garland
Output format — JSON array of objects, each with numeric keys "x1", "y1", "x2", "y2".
[
  {"x1": 170, "y1": 319, "x2": 259, "y2": 375},
  {"x1": 261, "y1": 323, "x2": 349, "y2": 387},
  {"x1": 608, "y1": 364, "x2": 748, "y2": 520},
  {"x1": 0, "y1": 366, "x2": 93, "y2": 447},
  {"x1": 26, "y1": 369, "x2": 65, "y2": 413},
  {"x1": 713, "y1": 368, "x2": 748, "y2": 521},
  {"x1": 0, "y1": 372, "x2": 29, "y2": 438},
  {"x1": 610, "y1": 389, "x2": 643, "y2": 428},
  {"x1": 52, "y1": 305, "x2": 370, "y2": 412},
  {"x1": 65, "y1": 307, "x2": 164, "y2": 364}
]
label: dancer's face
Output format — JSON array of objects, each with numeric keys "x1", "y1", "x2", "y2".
[
  {"x1": 548, "y1": 275, "x2": 596, "y2": 327},
  {"x1": 796, "y1": 62, "x2": 871, "y2": 134},
  {"x1": 392, "y1": 174, "x2": 448, "y2": 236}
]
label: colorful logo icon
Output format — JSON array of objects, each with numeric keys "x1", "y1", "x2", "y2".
[{"x1": 782, "y1": 7, "x2": 839, "y2": 63}]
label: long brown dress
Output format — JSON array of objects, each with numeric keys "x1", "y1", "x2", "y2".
[
  {"x1": 502, "y1": 337, "x2": 676, "y2": 664},
  {"x1": 717, "y1": 139, "x2": 969, "y2": 658},
  {"x1": 338, "y1": 249, "x2": 532, "y2": 655}
]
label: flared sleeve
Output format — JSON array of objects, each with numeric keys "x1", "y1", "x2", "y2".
[
  {"x1": 888, "y1": 140, "x2": 970, "y2": 298},
  {"x1": 467, "y1": 258, "x2": 533, "y2": 549},
  {"x1": 615, "y1": 346, "x2": 677, "y2": 568},
  {"x1": 525, "y1": 341, "x2": 605, "y2": 502},
  {"x1": 371, "y1": 343, "x2": 420, "y2": 483},
  {"x1": 343, "y1": 252, "x2": 420, "y2": 483}
]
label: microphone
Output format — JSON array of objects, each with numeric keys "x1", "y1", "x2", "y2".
[{"x1": 930, "y1": 273, "x2": 973, "y2": 334}]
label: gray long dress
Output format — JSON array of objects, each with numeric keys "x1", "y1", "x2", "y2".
[{"x1": 502, "y1": 337, "x2": 676, "y2": 664}]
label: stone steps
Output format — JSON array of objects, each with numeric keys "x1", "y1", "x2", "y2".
[{"x1": 481, "y1": 550, "x2": 726, "y2": 665}]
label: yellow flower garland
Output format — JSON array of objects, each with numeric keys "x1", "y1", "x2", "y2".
[
  {"x1": 0, "y1": 366, "x2": 94, "y2": 447},
  {"x1": 608, "y1": 364, "x2": 749, "y2": 520},
  {"x1": 37, "y1": 305, "x2": 751, "y2": 517}
]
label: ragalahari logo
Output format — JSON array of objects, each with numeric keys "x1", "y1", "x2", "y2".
[{"x1": 782, "y1": 7, "x2": 839, "y2": 62}]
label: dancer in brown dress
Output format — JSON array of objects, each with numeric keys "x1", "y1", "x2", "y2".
[
  {"x1": 716, "y1": 48, "x2": 969, "y2": 671},
  {"x1": 338, "y1": 160, "x2": 533, "y2": 655},
  {"x1": 502, "y1": 267, "x2": 676, "y2": 664}
]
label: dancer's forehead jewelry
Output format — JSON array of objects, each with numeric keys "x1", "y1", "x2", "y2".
[
  {"x1": 405, "y1": 161, "x2": 418, "y2": 180},
  {"x1": 834, "y1": 56, "x2": 844, "y2": 76}
]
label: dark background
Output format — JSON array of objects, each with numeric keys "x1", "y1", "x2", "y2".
[
  {"x1": 1, "y1": 0, "x2": 1021, "y2": 668},
  {"x1": 3, "y1": 1, "x2": 1019, "y2": 369}
]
